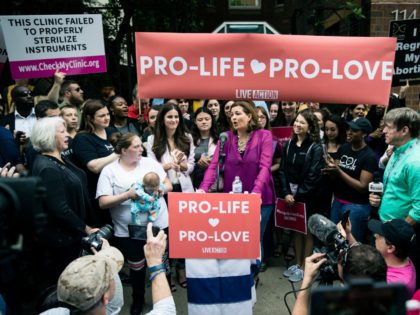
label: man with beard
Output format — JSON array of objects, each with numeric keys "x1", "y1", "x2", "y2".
[
  {"x1": 59, "y1": 80, "x2": 84, "y2": 128},
  {"x1": 59, "y1": 80, "x2": 84, "y2": 107}
]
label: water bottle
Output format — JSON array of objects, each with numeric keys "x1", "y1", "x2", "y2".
[{"x1": 232, "y1": 176, "x2": 242, "y2": 193}]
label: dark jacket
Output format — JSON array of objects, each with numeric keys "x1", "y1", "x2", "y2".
[
  {"x1": 279, "y1": 139, "x2": 324, "y2": 201},
  {"x1": 32, "y1": 155, "x2": 89, "y2": 247},
  {"x1": 0, "y1": 126, "x2": 21, "y2": 167},
  {"x1": 0, "y1": 113, "x2": 16, "y2": 133}
]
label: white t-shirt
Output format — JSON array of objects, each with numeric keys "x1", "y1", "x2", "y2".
[{"x1": 96, "y1": 158, "x2": 169, "y2": 237}]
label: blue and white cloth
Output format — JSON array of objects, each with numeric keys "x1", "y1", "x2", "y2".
[{"x1": 186, "y1": 259, "x2": 257, "y2": 315}]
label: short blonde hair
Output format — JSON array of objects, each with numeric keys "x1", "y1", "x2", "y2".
[{"x1": 32, "y1": 117, "x2": 66, "y2": 153}]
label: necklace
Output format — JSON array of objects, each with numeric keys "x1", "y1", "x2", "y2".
[{"x1": 237, "y1": 134, "x2": 249, "y2": 153}]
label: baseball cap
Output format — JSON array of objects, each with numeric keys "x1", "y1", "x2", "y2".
[
  {"x1": 57, "y1": 246, "x2": 124, "y2": 311},
  {"x1": 368, "y1": 219, "x2": 416, "y2": 251},
  {"x1": 346, "y1": 117, "x2": 372, "y2": 134}
]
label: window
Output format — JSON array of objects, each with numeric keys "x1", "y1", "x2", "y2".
[{"x1": 229, "y1": 0, "x2": 261, "y2": 9}]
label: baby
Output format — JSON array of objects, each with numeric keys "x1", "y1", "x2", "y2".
[{"x1": 130, "y1": 172, "x2": 165, "y2": 223}]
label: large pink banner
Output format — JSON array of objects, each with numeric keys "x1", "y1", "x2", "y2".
[{"x1": 135, "y1": 32, "x2": 396, "y2": 105}]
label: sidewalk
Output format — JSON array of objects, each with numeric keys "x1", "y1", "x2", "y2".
[{"x1": 121, "y1": 256, "x2": 298, "y2": 314}]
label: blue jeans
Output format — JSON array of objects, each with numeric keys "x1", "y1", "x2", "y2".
[
  {"x1": 261, "y1": 205, "x2": 274, "y2": 261},
  {"x1": 330, "y1": 198, "x2": 371, "y2": 242}
]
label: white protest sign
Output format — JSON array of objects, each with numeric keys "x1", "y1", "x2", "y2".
[{"x1": 0, "y1": 14, "x2": 107, "y2": 79}]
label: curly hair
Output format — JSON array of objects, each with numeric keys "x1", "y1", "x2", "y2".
[
  {"x1": 292, "y1": 108, "x2": 320, "y2": 143},
  {"x1": 152, "y1": 103, "x2": 191, "y2": 161}
]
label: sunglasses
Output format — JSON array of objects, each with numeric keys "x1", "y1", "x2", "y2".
[
  {"x1": 17, "y1": 90, "x2": 32, "y2": 97},
  {"x1": 68, "y1": 87, "x2": 82, "y2": 92}
]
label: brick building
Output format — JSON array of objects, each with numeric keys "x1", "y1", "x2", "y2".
[{"x1": 369, "y1": 0, "x2": 419, "y2": 109}]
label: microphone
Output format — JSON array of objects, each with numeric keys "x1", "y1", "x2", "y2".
[
  {"x1": 369, "y1": 171, "x2": 383, "y2": 195},
  {"x1": 219, "y1": 132, "x2": 228, "y2": 150},
  {"x1": 308, "y1": 214, "x2": 338, "y2": 244},
  {"x1": 218, "y1": 132, "x2": 228, "y2": 160}
]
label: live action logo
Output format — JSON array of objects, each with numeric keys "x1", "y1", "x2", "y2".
[{"x1": 235, "y1": 89, "x2": 279, "y2": 100}]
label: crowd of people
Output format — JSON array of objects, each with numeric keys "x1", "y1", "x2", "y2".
[{"x1": 0, "y1": 74, "x2": 419, "y2": 315}]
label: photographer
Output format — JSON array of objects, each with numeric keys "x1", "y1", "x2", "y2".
[
  {"x1": 39, "y1": 224, "x2": 174, "y2": 315},
  {"x1": 39, "y1": 239, "x2": 124, "y2": 315},
  {"x1": 292, "y1": 244, "x2": 387, "y2": 315},
  {"x1": 143, "y1": 223, "x2": 175, "y2": 315},
  {"x1": 339, "y1": 218, "x2": 417, "y2": 297}
]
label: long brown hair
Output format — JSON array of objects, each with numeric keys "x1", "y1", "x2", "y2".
[{"x1": 152, "y1": 103, "x2": 191, "y2": 161}]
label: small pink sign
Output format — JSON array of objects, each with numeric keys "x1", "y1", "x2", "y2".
[
  {"x1": 271, "y1": 127, "x2": 293, "y2": 147},
  {"x1": 275, "y1": 198, "x2": 307, "y2": 234}
]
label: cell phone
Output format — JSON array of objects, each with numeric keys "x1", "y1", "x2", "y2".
[
  {"x1": 128, "y1": 224, "x2": 161, "y2": 240},
  {"x1": 341, "y1": 210, "x2": 350, "y2": 227},
  {"x1": 15, "y1": 131, "x2": 25, "y2": 140}
]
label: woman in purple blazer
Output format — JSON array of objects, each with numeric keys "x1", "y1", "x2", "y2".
[{"x1": 199, "y1": 100, "x2": 276, "y2": 260}]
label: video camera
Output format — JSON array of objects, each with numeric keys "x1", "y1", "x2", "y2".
[
  {"x1": 0, "y1": 177, "x2": 47, "y2": 249},
  {"x1": 308, "y1": 214, "x2": 350, "y2": 284},
  {"x1": 0, "y1": 176, "x2": 48, "y2": 314}
]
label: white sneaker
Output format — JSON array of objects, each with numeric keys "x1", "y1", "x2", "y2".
[
  {"x1": 288, "y1": 268, "x2": 304, "y2": 282},
  {"x1": 283, "y1": 264, "x2": 300, "y2": 278}
]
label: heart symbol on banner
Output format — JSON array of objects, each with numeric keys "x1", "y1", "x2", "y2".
[
  {"x1": 208, "y1": 218, "x2": 219, "y2": 227},
  {"x1": 250, "y1": 59, "x2": 266, "y2": 74}
]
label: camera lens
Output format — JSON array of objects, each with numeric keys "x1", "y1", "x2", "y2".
[{"x1": 97, "y1": 224, "x2": 113, "y2": 240}]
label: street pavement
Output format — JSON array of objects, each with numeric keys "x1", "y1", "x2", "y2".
[{"x1": 121, "y1": 255, "x2": 298, "y2": 314}]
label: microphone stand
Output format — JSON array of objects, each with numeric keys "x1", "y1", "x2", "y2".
[{"x1": 216, "y1": 151, "x2": 225, "y2": 192}]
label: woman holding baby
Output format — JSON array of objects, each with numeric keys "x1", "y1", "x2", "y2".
[{"x1": 96, "y1": 132, "x2": 172, "y2": 315}]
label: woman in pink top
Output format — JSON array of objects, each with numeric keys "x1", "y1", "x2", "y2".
[{"x1": 199, "y1": 101, "x2": 276, "y2": 262}]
